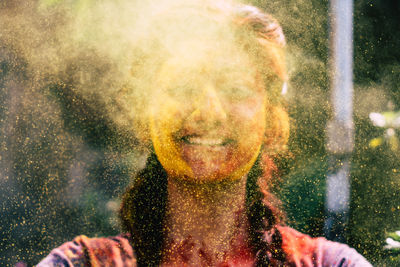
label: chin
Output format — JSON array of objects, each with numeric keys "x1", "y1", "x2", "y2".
[
  {"x1": 179, "y1": 162, "x2": 247, "y2": 184},
  {"x1": 185, "y1": 172, "x2": 226, "y2": 183}
]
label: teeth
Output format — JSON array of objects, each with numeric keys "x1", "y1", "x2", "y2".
[{"x1": 186, "y1": 137, "x2": 224, "y2": 146}]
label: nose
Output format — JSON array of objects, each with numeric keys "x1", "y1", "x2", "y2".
[{"x1": 190, "y1": 83, "x2": 227, "y2": 124}]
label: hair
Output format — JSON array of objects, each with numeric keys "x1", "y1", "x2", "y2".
[{"x1": 120, "y1": 2, "x2": 289, "y2": 266}]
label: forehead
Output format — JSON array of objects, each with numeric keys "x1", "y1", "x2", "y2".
[{"x1": 156, "y1": 42, "x2": 257, "y2": 85}]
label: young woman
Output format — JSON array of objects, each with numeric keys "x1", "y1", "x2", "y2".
[{"x1": 38, "y1": 1, "x2": 371, "y2": 266}]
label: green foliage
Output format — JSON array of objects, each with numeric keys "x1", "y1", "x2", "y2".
[
  {"x1": 349, "y1": 117, "x2": 400, "y2": 264},
  {"x1": 277, "y1": 156, "x2": 327, "y2": 237}
]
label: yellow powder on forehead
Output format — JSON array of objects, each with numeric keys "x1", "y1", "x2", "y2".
[{"x1": 155, "y1": 43, "x2": 257, "y2": 86}]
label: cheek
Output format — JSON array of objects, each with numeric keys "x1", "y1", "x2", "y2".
[
  {"x1": 230, "y1": 98, "x2": 266, "y2": 136},
  {"x1": 150, "y1": 97, "x2": 181, "y2": 156},
  {"x1": 230, "y1": 96, "x2": 265, "y2": 117},
  {"x1": 218, "y1": 100, "x2": 265, "y2": 181},
  {"x1": 152, "y1": 97, "x2": 187, "y2": 132},
  {"x1": 150, "y1": 100, "x2": 194, "y2": 177},
  {"x1": 226, "y1": 99, "x2": 266, "y2": 166}
]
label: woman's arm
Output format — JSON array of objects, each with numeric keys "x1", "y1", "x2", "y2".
[{"x1": 315, "y1": 237, "x2": 372, "y2": 267}]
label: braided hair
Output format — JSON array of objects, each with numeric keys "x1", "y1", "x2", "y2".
[{"x1": 246, "y1": 153, "x2": 286, "y2": 266}]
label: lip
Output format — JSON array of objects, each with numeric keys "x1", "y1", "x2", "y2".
[{"x1": 176, "y1": 135, "x2": 234, "y2": 147}]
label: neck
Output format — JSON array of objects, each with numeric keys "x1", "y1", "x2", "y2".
[{"x1": 162, "y1": 176, "x2": 252, "y2": 265}]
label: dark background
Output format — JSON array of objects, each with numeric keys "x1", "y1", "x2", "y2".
[{"x1": 1, "y1": 0, "x2": 400, "y2": 265}]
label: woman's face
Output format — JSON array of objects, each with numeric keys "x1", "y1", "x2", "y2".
[{"x1": 149, "y1": 47, "x2": 268, "y2": 182}]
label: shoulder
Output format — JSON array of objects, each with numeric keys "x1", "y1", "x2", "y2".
[
  {"x1": 277, "y1": 226, "x2": 372, "y2": 266},
  {"x1": 37, "y1": 234, "x2": 137, "y2": 267}
]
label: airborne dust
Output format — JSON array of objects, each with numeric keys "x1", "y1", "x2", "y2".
[{"x1": 0, "y1": 0, "x2": 399, "y2": 265}]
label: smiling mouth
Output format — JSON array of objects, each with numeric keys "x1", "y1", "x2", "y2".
[{"x1": 179, "y1": 136, "x2": 233, "y2": 146}]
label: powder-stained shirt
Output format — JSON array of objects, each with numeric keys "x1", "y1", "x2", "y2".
[{"x1": 37, "y1": 226, "x2": 372, "y2": 267}]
